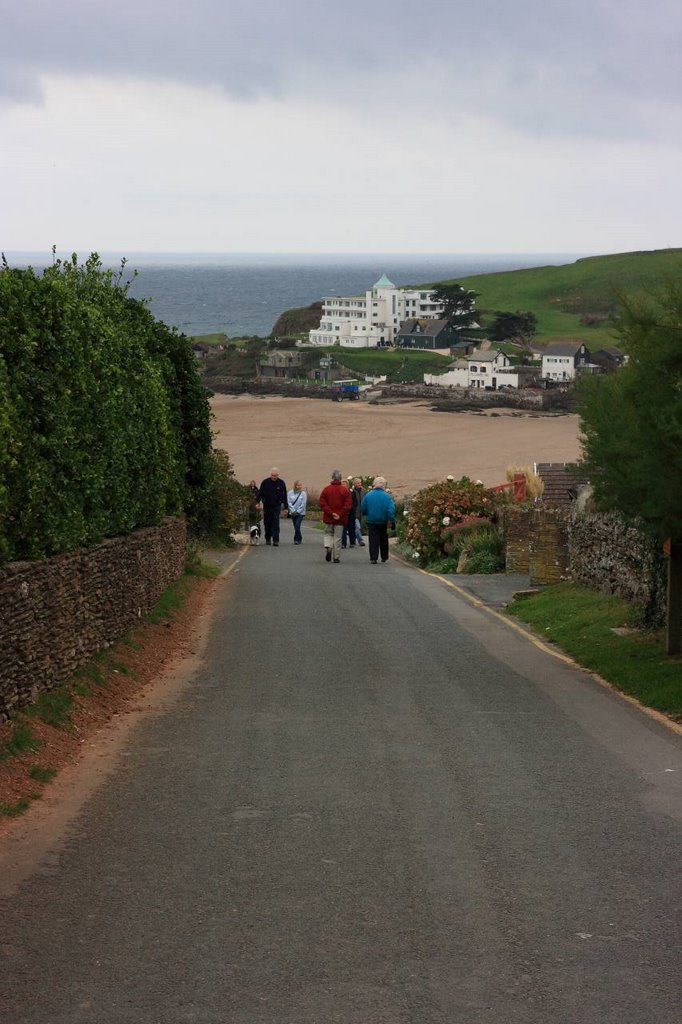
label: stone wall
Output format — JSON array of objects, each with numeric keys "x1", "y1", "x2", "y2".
[
  {"x1": 503, "y1": 507, "x2": 531, "y2": 573},
  {"x1": 502, "y1": 506, "x2": 666, "y2": 623},
  {"x1": 502, "y1": 507, "x2": 570, "y2": 583},
  {"x1": 0, "y1": 517, "x2": 187, "y2": 719},
  {"x1": 530, "y1": 508, "x2": 571, "y2": 584},
  {"x1": 569, "y1": 511, "x2": 666, "y2": 625},
  {"x1": 206, "y1": 376, "x2": 572, "y2": 411},
  {"x1": 207, "y1": 377, "x2": 333, "y2": 399},
  {"x1": 379, "y1": 384, "x2": 550, "y2": 410}
]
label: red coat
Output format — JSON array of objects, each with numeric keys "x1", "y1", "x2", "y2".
[{"x1": 319, "y1": 480, "x2": 353, "y2": 526}]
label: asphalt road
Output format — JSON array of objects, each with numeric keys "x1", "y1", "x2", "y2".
[{"x1": 1, "y1": 525, "x2": 681, "y2": 1023}]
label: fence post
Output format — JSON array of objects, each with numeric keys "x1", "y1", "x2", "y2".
[{"x1": 513, "y1": 473, "x2": 527, "y2": 503}]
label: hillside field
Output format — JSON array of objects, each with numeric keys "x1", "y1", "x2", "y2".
[
  {"x1": 193, "y1": 249, "x2": 682, "y2": 354},
  {"x1": 454, "y1": 248, "x2": 682, "y2": 345}
]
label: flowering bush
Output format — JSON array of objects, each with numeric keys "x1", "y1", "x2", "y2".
[{"x1": 405, "y1": 476, "x2": 498, "y2": 566}]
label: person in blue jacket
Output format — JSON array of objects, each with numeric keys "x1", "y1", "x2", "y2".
[{"x1": 360, "y1": 476, "x2": 396, "y2": 564}]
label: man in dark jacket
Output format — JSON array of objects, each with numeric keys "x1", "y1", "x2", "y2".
[
  {"x1": 319, "y1": 470, "x2": 353, "y2": 563},
  {"x1": 342, "y1": 477, "x2": 366, "y2": 548},
  {"x1": 257, "y1": 467, "x2": 287, "y2": 546}
]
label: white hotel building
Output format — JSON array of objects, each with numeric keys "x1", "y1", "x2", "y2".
[{"x1": 308, "y1": 274, "x2": 444, "y2": 348}]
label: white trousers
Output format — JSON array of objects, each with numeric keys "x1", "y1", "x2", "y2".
[{"x1": 324, "y1": 523, "x2": 343, "y2": 559}]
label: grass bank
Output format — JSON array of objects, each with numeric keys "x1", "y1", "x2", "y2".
[
  {"x1": 453, "y1": 249, "x2": 682, "y2": 346},
  {"x1": 508, "y1": 582, "x2": 682, "y2": 720}
]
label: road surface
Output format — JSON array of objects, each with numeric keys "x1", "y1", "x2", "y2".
[{"x1": 1, "y1": 526, "x2": 681, "y2": 1023}]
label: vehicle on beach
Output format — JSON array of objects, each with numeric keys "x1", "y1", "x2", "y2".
[{"x1": 331, "y1": 380, "x2": 360, "y2": 401}]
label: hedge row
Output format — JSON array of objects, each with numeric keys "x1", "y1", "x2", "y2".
[{"x1": 0, "y1": 253, "x2": 213, "y2": 562}]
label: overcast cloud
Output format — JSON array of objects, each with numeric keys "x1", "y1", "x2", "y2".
[{"x1": 1, "y1": 0, "x2": 680, "y2": 252}]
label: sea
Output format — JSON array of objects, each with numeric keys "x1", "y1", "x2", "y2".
[{"x1": 3, "y1": 252, "x2": 588, "y2": 338}]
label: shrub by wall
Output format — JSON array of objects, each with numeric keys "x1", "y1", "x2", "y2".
[
  {"x1": 0, "y1": 518, "x2": 186, "y2": 719},
  {"x1": 0, "y1": 254, "x2": 212, "y2": 562},
  {"x1": 405, "y1": 477, "x2": 499, "y2": 566}
]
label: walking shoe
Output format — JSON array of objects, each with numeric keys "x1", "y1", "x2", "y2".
[
  {"x1": 333, "y1": 559, "x2": 340, "y2": 563},
  {"x1": 370, "y1": 560, "x2": 377, "y2": 564},
  {"x1": 273, "y1": 542, "x2": 279, "y2": 546},
  {"x1": 265, "y1": 539, "x2": 271, "y2": 545},
  {"x1": 358, "y1": 542, "x2": 366, "y2": 546},
  {"x1": 325, "y1": 550, "x2": 332, "y2": 562},
  {"x1": 381, "y1": 559, "x2": 388, "y2": 563}
]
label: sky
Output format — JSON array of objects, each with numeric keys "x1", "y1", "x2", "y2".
[{"x1": 1, "y1": 0, "x2": 681, "y2": 255}]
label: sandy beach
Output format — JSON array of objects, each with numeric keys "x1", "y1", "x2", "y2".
[{"x1": 211, "y1": 394, "x2": 582, "y2": 496}]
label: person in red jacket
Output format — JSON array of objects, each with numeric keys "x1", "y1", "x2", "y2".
[{"x1": 319, "y1": 469, "x2": 353, "y2": 563}]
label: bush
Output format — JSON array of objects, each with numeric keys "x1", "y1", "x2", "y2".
[
  {"x1": 192, "y1": 450, "x2": 251, "y2": 544},
  {"x1": 463, "y1": 550, "x2": 505, "y2": 573},
  {"x1": 461, "y1": 526, "x2": 505, "y2": 573},
  {"x1": 405, "y1": 476, "x2": 498, "y2": 565},
  {"x1": 0, "y1": 253, "x2": 213, "y2": 561}
]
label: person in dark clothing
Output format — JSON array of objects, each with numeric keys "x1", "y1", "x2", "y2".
[
  {"x1": 341, "y1": 477, "x2": 366, "y2": 548},
  {"x1": 256, "y1": 467, "x2": 287, "y2": 546},
  {"x1": 360, "y1": 476, "x2": 396, "y2": 563}
]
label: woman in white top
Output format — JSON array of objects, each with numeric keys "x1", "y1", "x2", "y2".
[{"x1": 287, "y1": 481, "x2": 308, "y2": 544}]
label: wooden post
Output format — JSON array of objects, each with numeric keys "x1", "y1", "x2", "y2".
[
  {"x1": 513, "y1": 473, "x2": 527, "y2": 503},
  {"x1": 666, "y1": 541, "x2": 682, "y2": 655}
]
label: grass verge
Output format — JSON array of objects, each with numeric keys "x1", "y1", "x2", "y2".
[
  {"x1": 508, "y1": 583, "x2": 682, "y2": 720},
  {"x1": 143, "y1": 557, "x2": 222, "y2": 625},
  {"x1": 0, "y1": 722, "x2": 41, "y2": 760}
]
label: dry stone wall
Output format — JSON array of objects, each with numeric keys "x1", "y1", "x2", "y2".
[
  {"x1": 569, "y1": 512, "x2": 666, "y2": 625},
  {"x1": 503, "y1": 506, "x2": 666, "y2": 624},
  {"x1": 0, "y1": 517, "x2": 186, "y2": 719}
]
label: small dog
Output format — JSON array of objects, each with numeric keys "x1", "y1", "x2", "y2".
[{"x1": 249, "y1": 524, "x2": 262, "y2": 545}]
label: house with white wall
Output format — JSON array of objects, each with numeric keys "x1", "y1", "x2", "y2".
[
  {"x1": 308, "y1": 274, "x2": 445, "y2": 348},
  {"x1": 542, "y1": 341, "x2": 593, "y2": 381},
  {"x1": 424, "y1": 348, "x2": 517, "y2": 389}
]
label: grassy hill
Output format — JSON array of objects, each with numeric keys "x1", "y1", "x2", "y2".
[
  {"x1": 454, "y1": 249, "x2": 682, "y2": 345},
  {"x1": 316, "y1": 347, "x2": 450, "y2": 381}
]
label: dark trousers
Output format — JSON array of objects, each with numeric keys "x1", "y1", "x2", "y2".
[
  {"x1": 263, "y1": 504, "x2": 281, "y2": 542},
  {"x1": 368, "y1": 523, "x2": 389, "y2": 562},
  {"x1": 341, "y1": 522, "x2": 356, "y2": 547}
]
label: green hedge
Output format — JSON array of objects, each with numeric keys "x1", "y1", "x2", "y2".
[{"x1": 0, "y1": 254, "x2": 213, "y2": 561}]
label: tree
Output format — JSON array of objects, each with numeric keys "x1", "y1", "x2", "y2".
[
  {"x1": 578, "y1": 279, "x2": 682, "y2": 652},
  {"x1": 429, "y1": 283, "x2": 478, "y2": 328},
  {"x1": 489, "y1": 310, "x2": 538, "y2": 344}
]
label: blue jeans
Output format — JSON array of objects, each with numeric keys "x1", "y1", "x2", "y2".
[{"x1": 291, "y1": 514, "x2": 304, "y2": 542}]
